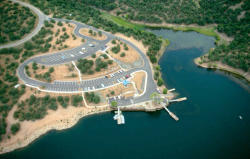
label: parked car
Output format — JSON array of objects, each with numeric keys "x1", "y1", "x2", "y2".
[{"x1": 89, "y1": 44, "x2": 94, "y2": 47}]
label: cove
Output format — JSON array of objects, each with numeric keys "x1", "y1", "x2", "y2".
[{"x1": 2, "y1": 29, "x2": 250, "y2": 159}]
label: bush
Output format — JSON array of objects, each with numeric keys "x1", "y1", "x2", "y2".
[
  {"x1": 101, "y1": 54, "x2": 108, "y2": 59},
  {"x1": 111, "y1": 44, "x2": 120, "y2": 54},
  {"x1": 112, "y1": 39, "x2": 116, "y2": 44},
  {"x1": 111, "y1": 101, "x2": 117, "y2": 107},
  {"x1": 163, "y1": 88, "x2": 168, "y2": 94},
  {"x1": 72, "y1": 95, "x2": 83, "y2": 106},
  {"x1": 57, "y1": 21, "x2": 63, "y2": 26},
  {"x1": 32, "y1": 62, "x2": 38, "y2": 70},
  {"x1": 120, "y1": 52, "x2": 125, "y2": 57},
  {"x1": 124, "y1": 44, "x2": 128, "y2": 50},
  {"x1": 98, "y1": 31, "x2": 102, "y2": 36},
  {"x1": 49, "y1": 67, "x2": 54, "y2": 73},
  {"x1": 91, "y1": 54, "x2": 96, "y2": 58},
  {"x1": 11, "y1": 123, "x2": 20, "y2": 135},
  {"x1": 85, "y1": 92, "x2": 100, "y2": 104},
  {"x1": 157, "y1": 78, "x2": 164, "y2": 86},
  {"x1": 108, "y1": 60, "x2": 113, "y2": 65}
]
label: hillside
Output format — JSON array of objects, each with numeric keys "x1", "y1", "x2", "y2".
[
  {"x1": 85, "y1": 0, "x2": 250, "y2": 72},
  {"x1": 0, "y1": 0, "x2": 37, "y2": 44}
]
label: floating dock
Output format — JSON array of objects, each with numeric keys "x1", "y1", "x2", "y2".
[{"x1": 113, "y1": 107, "x2": 125, "y2": 124}]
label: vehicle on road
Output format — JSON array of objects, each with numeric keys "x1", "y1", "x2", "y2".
[{"x1": 89, "y1": 44, "x2": 94, "y2": 47}]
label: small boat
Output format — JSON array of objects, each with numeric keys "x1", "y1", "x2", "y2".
[{"x1": 238, "y1": 115, "x2": 243, "y2": 120}]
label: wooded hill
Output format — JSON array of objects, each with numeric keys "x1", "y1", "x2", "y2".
[
  {"x1": 0, "y1": 0, "x2": 36, "y2": 44},
  {"x1": 85, "y1": 0, "x2": 250, "y2": 72}
]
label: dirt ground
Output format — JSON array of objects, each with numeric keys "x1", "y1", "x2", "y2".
[
  {"x1": 114, "y1": 33, "x2": 148, "y2": 54},
  {"x1": 131, "y1": 71, "x2": 146, "y2": 94},
  {"x1": 52, "y1": 64, "x2": 79, "y2": 81},
  {"x1": 49, "y1": 22, "x2": 83, "y2": 52},
  {"x1": 79, "y1": 28, "x2": 107, "y2": 40},
  {"x1": 106, "y1": 39, "x2": 140, "y2": 63},
  {"x1": 98, "y1": 82, "x2": 135, "y2": 99},
  {"x1": 27, "y1": 62, "x2": 79, "y2": 82}
]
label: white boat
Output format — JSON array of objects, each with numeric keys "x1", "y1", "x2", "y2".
[{"x1": 239, "y1": 115, "x2": 243, "y2": 120}]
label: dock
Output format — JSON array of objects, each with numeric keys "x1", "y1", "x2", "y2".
[
  {"x1": 169, "y1": 97, "x2": 187, "y2": 102},
  {"x1": 164, "y1": 106, "x2": 179, "y2": 121},
  {"x1": 168, "y1": 88, "x2": 176, "y2": 92},
  {"x1": 113, "y1": 107, "x2": 125, "y2": 124}
]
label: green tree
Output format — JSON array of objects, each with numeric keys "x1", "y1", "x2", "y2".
[
  {"x1": 49, "y1": 67, "x2": 54, "y2": 73},
  {"x1": 163, "y1": 88, "x2": 168, "y2": 94},
  {"x1": 111, "y1": 101, "x2": 118, "y2": 107},
  {"x1": 11, "y1": 123, "x2": 20, "y2": 135}
]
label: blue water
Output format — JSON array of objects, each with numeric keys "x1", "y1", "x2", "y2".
[{"x1": 2, "y1": 29, "x2": 250, "y2": 159}]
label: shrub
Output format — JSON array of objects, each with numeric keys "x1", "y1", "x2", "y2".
[
  {"x1": 163, "y1": 88, "x2": 168, "y2": 94},
  {"x1": 49, "y1": 67, "x2": 54, "y2": 73},
  {"x1": 85, "y1": 92, "x2": 100, "y2": 104},
  {"x1": 98, "y1": 31, "x2": 102, "y2": 36},
  {"x1": 120, "y1": 52, "x2": 125, "y2": 57},
  {"x1": 111, "y1": 101, "x2": 117, "y2": 107},
  {"x1": 111, "y1": 39, "x2": 116, "y2": 44},
  {"x1": 157, "y1": 78, "x2": 164, "y2": 86},
  {"x1": 32, "y1": 62, "x2": 38, "y2": 70},
  {"x1": 11, "y1": 123, "x2": 20, "y2": 135},
  {"x1": 108, "y1": 60, "x2": 113, "y2": 65},
  {"x1": 57, "y1": 21, "x2": 63, "y2": 26},
  {"x1": 91, "y1": 54, "x2": 96, "y2": 58},
  {"x1": 111, "y1": 44, "x2": 120, "y2": 54}
]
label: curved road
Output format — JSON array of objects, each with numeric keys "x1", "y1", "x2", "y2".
[
  {"x1": 0, "y1": 0, "x2": 48, "y2": 49},
  {"x1": 14, "y1": 1, "x2": 158, "y2": 106}
]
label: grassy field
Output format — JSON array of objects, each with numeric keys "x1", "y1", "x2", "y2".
[
  {"x1": 102, "y1": 12, "x2": 222, "y2": 45},
  {"x1": 102, "y1": 12, "x2": 145, "y2": 30}
]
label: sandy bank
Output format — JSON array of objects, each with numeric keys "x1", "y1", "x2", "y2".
[{"x1": 0, "y1": 106, "x2": 111, "y2": 154}]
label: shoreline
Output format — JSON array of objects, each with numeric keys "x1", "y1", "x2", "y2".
[
  {"x1": 0, "y1": 106, "x2": 111, "y2": 155},
  {"x1": 0, "y1": 100, "x2": 172, "y2": 155},
  {"x1": 0, "y1": 29, "x2": 173, "y2": 155},
  {"x1": 194, "y1": 57, "x2": 250, "y2": 83}
]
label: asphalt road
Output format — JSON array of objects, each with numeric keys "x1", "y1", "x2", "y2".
[{"x1": 13, "y1": 1, "x2": 158, "y2": 106}]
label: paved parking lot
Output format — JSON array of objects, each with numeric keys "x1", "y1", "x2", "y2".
[{"x1": 17, "y1": 18, "x2": 158, "y2": 107}]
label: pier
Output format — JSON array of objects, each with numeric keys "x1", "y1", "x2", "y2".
[
  {"x1": 169, "y1": 97, "x2": 187, "y2": 102},
  {"x1": 164, "y1": 106, "x2": 179, "y2": 121}
]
